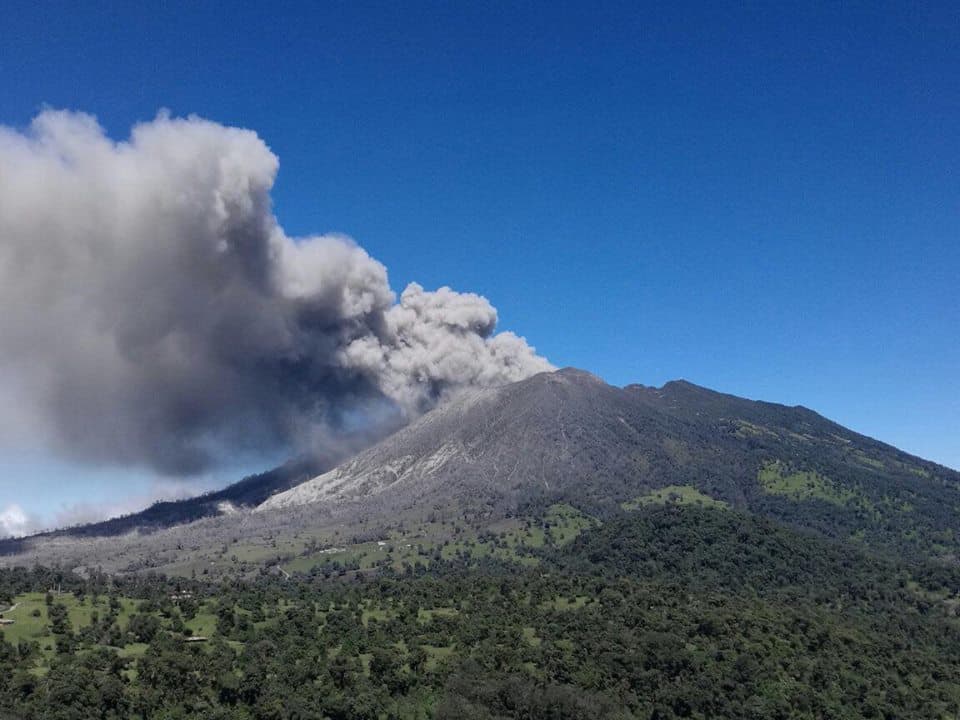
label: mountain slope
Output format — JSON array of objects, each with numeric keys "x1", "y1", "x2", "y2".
[
  {"x1": 261, "y1": 368, "x2": 960, "y2": 559},
  {"x1": 260, "y1": 368, "x2": 695, "y2": 512},
  {"x1": 3, "y1": 367, "x2": 958, "y2": 571}
]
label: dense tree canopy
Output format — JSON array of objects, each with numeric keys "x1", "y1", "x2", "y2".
[{"x1": 1, "y1": 506, "x2": 958, "y2": 719}]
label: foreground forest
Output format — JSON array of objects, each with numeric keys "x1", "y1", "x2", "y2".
[{"x1": 2, "y1": 506, "x2": 960, "y2": 720}]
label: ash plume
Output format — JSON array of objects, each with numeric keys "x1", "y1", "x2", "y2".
[{"x1": 0, "y1": 110, "x2": 552, "y2": 475}]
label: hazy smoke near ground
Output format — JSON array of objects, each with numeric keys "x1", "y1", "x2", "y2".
[
  {"x1": 0, "y1": 504, "x2": 31, "y2": 539},
  {"x1": 0, "y1": 110, "x2": 552, "y2": 475},
  {"x1": 0, "y1": 482, "x2": 203, "y2": 539}
]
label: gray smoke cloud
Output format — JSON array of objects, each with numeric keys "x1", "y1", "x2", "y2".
[{"x1": 0, "y1": 109, "x2": 553, "y2": 475}]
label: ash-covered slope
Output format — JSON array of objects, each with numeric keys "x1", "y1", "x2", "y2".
[
  {"x1": 260, "y1": 368, "x2": 691, "y2": 513},
  {"x1": 261, "y1": 368, "x2": 960, "y2": 558}
]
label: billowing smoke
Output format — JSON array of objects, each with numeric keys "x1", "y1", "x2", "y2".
[{"x1": 0, "y1": 110, "x2": 552, "y2": 475}]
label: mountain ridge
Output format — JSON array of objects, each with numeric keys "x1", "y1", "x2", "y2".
[
  {"x1": 2, "y1": 367, "x2": 958, "y2": 573},
  {"x1": 252, "y1": 367, "x2": 960, "y2": 560}
]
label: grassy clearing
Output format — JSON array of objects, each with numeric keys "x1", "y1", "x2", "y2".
[
  {"x1": 439, "y1": 505, "x2": 595, "y2": 563},
  {"x1": 0, "y1": 592, "x2": 53, "y2": 648},
  {"x1": 733, "y1": 420, "x2": 778, "y2": 439},
  {"x1": 0, "y1": 588, "x2": 484, "y2": 681},
  {"x1": 759, "y1": 463, "x2": 927, "y2": 534},
  {"x1": 0, "y1": 591, "x2": 231, "y2": 668},
  {"x1": 758, "y1": 462, "x2": 856, "y2": 506},
  {"x1": 184, "y1": 605, "x2": 218, "y2": 638},
  {"x1": 362, "y1": 607, "x2": 389, "y2": 626},
  {"x1": 422, "y1": 644, "x2": 455, "y2": 671},
  {"x1": 0, "y1": 591, "x2": 147, "y2": 666},
  {"x1": 116, "y1": 642, "x2": 148, "y2": 659},
  {"x1": 282, "y1": 504, "x2": 599, "y2": 575},
  {"x1": 155, "y1": 528, "x2": 341, "y2": 578},
  {"x1": 542, "y1": 503, "x2": 600, "y2": 544},
  {"x1": 0, "y1": 592, "x2": 136, "y2": 646},
  {"x1": 418, "y1": 607, "x2": 458, "y2": 622},
  {"x1": 622, "y1": 485, "x2": 728, "y2": 510},
  {"x1": 545, "y1": 595, "x2": 593, "y2": 611},
  {"x1": 852, "y1": 450, "x2": 885, "y2": 471},
  {"x1": 285, "y1": 540, "x2": 392, "y2": 572}
]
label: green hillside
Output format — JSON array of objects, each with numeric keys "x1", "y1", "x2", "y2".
[{"x1": 2, "y1": 504, "x2": 960, "y2": 719}]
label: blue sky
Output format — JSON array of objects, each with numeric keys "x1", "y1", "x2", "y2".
[{"x1": 1, "y1": 1, "x2": 957, "y2": 525}]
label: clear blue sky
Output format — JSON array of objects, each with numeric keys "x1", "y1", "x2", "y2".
[{"x1": 1, "y1": 1, "x2": 957, "y2": 524}]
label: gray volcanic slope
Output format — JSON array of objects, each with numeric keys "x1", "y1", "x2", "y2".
[
  {"x1": 260, "y1": 368, "x2": 960, "y2": 554},
  {"x1": 4, "y1": 367, "x2": 960, "y2": 571},
  {"x1": 259, "y1": 368, "x2": 693, "y2": 513}
]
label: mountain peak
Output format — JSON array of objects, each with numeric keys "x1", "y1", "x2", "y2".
[
  {"x1": 660, "y1": 378, "x2": 704, "y2": 391},
  {"x1": 552, "y1": 367, "x2": 606, "y2": 383}
]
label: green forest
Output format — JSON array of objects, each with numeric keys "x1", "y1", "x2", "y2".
[{"x1": 1, "y1": 506, "x2": 959, "y2": 719}]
